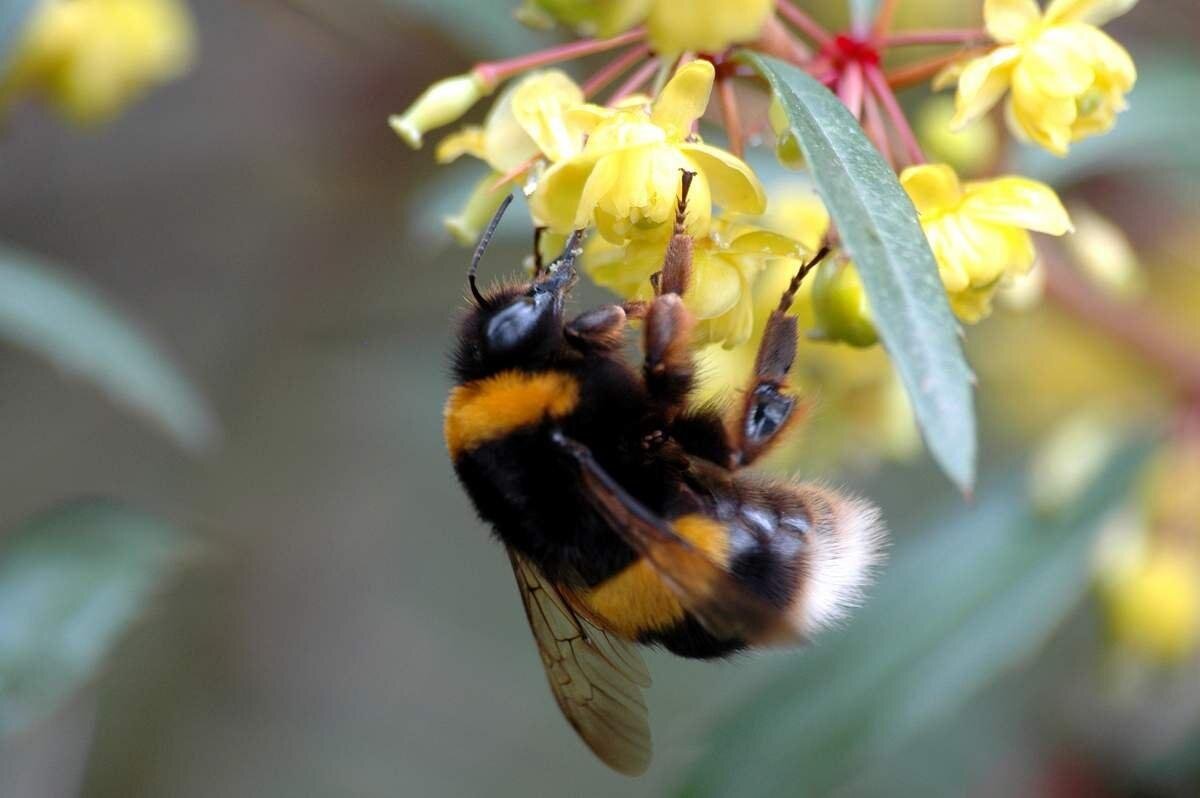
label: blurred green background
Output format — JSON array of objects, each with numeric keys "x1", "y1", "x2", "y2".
[{"x1": 1, "y1": 1, "x2": 1198, "y2": 796}]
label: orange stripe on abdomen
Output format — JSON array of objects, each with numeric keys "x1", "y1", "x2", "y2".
[
  {"x1": 444, "y1": 370, "x2": 580, "y2": 459},
  {"x1": 576, "y1": 514, "x2": 730, "y2": 640}
]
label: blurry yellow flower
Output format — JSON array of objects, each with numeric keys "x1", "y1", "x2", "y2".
[
  {"x1": 1063, "y1": 203, "x2": 1144, "y2": 300},
  {"x1": 1100, "y1": 534, "x2": 1200, "y2": 664},
  {"x1": 435, "y1": 70, "x2": 586, "y2": 172},
  {"x1": 532, "y1": 60, "x2": 766, "y2": 243},
  {"x1": 585, "y1": 216, "x2": 808, "y2": 348},
  {"x1": 811, "y1": 258, "x2": 878, "y2": 347},
  {"x1": 518, "y1": 0, "x2": 774, "y2": 54},
  {"x1": 945, "y1": 0, "x2": 1137, "y2": 156},
  {"x1": 902, "y1": 163, "x2": 1073, "y2": 322},
  {"x1": 916, "y1": 95, "x2": 998, "y2": 177},
  {"x1": 1028, "y1": 411, "x2": 1123, "y2": 514},
  {"x1": 1, "y1": 0, "x2": 194, "y2": 124}
]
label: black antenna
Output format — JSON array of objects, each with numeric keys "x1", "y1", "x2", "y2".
[{"x1": 468, "y1": 193, "x2": 514, "y2": 307}]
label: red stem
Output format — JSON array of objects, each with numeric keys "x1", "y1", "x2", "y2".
[
  {"x1": 582, "y1": 44, "x2": 651, "y2": 97},
  {"x1": 862, "y1": 89, "x2": 894, "y2": 168},
  {"x1": 717, "y1": 77, "x2": 745, "y2": 157},
  {"x1": 609, "y1": 58, "x2": 659, "y2": 104},
  {"x1": 881, "y1": 28, "x2": 989, "y2": 47},
  {"x1": 837, "y1": 62, "x2": 865, "y2": 120},
  {"x1": 871, "y1": 0, "x2": 899, "y2": 38},
  {"x1": 864, "y1": 64, "x2": 924, "y2": 165},
  {"x1": 473, "y1": 28, "x2": 645, "y2": 89},
  {"x1": 885, "y1": 47, "x2": 989, "y2": 90},
  {"x1": 777, "y1": 0, "x2": 834, "y2": 48}
]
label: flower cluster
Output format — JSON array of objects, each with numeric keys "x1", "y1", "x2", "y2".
[
  {"x1": 391, "y1": 0, "x2": 1143, "y2": 465},
  {"x1": 0, "y1": 0, "x2": 195, "y2": 124}
]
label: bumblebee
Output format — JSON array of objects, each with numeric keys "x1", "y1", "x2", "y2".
[{"x1": 444, "y1": 177, "x2": 885, "y2": 775}]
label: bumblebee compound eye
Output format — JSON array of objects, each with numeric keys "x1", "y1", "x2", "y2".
[{"x1": 483, "y1": 291, "x2": 557, "y2": 356}]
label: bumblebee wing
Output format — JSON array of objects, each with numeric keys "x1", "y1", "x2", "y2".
[
  {"x1": 507, "y1": 550, "x2": 652, "y2": 775},
  {"x1": 551, "y1": 431, "x2": 787, "y2": 643}
]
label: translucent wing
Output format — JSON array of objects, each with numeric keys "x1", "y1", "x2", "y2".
[{"x1": 508, "y1": 550, "x2": 652, "y2": 775}]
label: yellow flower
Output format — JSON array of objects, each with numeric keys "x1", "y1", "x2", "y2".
[
  {"x1": 915, "y1": 96, "x2": 999, "y2": 177},
  {"x1": 1099, "y1": 532, "x2": 1200, "y2": 663},
  {"x1": 518, "y1": 0, "x2": 775, "y2": 54},
  {"x1": 532, "y1": 60, "x2": 766, "y2": 244},
  {"x1": 901, "y1": 163, "x2": 1072, "y2": 322},
  {"x1": 1, "y1": 0, "x2": 194, "y2": 124},
  {"x1": 811, "y1": 257, "x2": 879, "y2": 347},
  {"x1": 945, "y1": 0, "x2": 1138, "y2": 156},
  {"x1": 585, "y1": 216, "x2": 807, "y2": 348},
  {"x1": 1062, "y1": 203, "x2": 1144, "y2": 299}
]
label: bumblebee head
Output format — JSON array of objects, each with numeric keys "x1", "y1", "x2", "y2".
[{"x1": 452, "y1": 196, "x2": 583, "y2": 382}]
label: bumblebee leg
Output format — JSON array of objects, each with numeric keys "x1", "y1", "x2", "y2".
[
  {"x1": 531, "y1": 225, "x2": 547, "y2": 278},
  {"x1": 549, "y1": 429, "x2": 787, "y2": 644},
  {"x1": 730, "y1": 246, "x2": 830, "y2": 468},
  {"x1": 565, "y1": 304, "x2": 627, "y2": 351},
  {"x1": 642, "y1": 171, "x2": 699, "y2": 420}
]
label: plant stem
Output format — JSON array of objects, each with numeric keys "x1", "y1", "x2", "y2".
[
  {"x1": 1041, "y1": 246, "x2": 1200, "y2": 401},
  {"x1": 881, "y1": 28, "x2": 988, "y2": 47},
  {"x1": 871, "y1": 0, "x2": 900, "y2": 39},
  {"x1": 777, "y1": 0, "x2": 834, "y2": 48},
  {"x1": 863, "y1": 89, "x2": 894, "y2": 168},
  {"x1": 609, "y1": 57, "x2": 660, "y2": 104},
  {"x1": 756, "y1": 13, "x2": 813, "y2": 61},
  {"x1": 473, "y1": 28, "x2": 645, "y2": 89},
  {"x1": 717, "y1": 77, "x2": 745, "y2": 157},
  {"x1": 885, "y1": 47, "x2": 988, "y2": 90},
  {"x1": 864, "y1": 64, "x2": 924, "y2": 165},
  {"x1": 837, "y1": 62, "x2": 865, "y2": 119},
  {"x1": 582, "y1": 45, "x2": 651, "y2": 97}
]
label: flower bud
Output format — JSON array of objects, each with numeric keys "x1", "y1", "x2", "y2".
[
  {"x1": 390, "y1": 73, "x2": 490, "y2": 149},
  {"x1": 769, "y1": 98, "x2": 805, "y2": 170},
  {"x1": 1063, "y1": 204, "x2": 1143, "y2": 300},
  {"x1": 812, "y1": 258, "x2": 878, "y2": 347},
  {"x1": 444, "y1": 173, "x2": 511, "y2": 246}
]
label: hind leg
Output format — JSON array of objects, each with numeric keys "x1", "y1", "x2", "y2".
[{"x1": 729, "y1": 247, "x2": 830, "y2": 468}]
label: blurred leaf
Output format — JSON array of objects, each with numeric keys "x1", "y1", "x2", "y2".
[
  {"x1": 0, "y1": 247, "x2": 220, "y2": 453},
  {"x1": 678, "y1": 439, "x2": 1152, "y2": 798},
  {"x1": 381, "y1": 0, "x2": 546, "y2": 57},
  {"x1": 0, "y1": 500, "x2": 186, "y2": 735},
  {"x1": 737, "y1": 51, "x2": 976, "y2": 493},
  {"x1": 1014, "y1": 52, "x2": 1200, "y2": 185},
  {"x1": 0, "y1": 0, "x2": 35, "y2": 69}
]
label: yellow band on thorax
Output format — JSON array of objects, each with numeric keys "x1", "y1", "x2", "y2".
[{"x1": 444, "y1": 370, "x2": 580, "y2": 459}]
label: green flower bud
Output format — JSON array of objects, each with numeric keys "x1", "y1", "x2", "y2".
[
  {"x1": 444, "y1": 173, "x2": 511, "y2": 246},
  {"x1": 812, "y1": 258, "x2": 878, "y2": 347},
  {"x1": 390, "y1": 73, "x2": 490, "y2": 149},
  {"x1": 769, "y1": 98, "x2": 805, "y2": 170}
]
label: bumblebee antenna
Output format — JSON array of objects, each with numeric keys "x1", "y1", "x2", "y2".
[{"x1": 468, "y1": 193, "x2": 514, "y2": 307}]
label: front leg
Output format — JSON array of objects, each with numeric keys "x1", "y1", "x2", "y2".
[{"x1": 731, "y1": 246, "x2": 830, "y2": 467}]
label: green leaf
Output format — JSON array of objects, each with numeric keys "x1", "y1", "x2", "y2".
[
  {"x1": 737, "y1": 51, "x2": 976, "y2": 492},
  {"x1": 0, "y1": 0, "x2": 36, "y2": 70},
  {"x1": 0, "y1": 247, "x2": 219, "y2": 453},
  {"x1": 0, "y1": 500, "x2": 186, "y2": 735},
  {"x1": 677, "y1": 440, "x2": 1152, "y2": 798}
]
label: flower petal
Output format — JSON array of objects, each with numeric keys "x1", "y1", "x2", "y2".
[
  {"x1": 726, "y1": 230, "x2": 806, "y2": 259},
  {"x1": 531, "y1": 158, "x2": 595, "y2": 231},
  {"x1": 651, "y1": 60, "x2": 715, "y2": 139},
  {"x1": 962, "y1": 176, "x2": 1073, "y2": 234},
  {"x1": 687, "y1": 254, "x2": 743, "y2": 320},
  {"x1": 1044, "y1": 0, "x2": 1138, "y2": 26},
  {"x1": 510, "y1": 70, "x2": 585, "y2": 162},
  {"x1": 1023, "y1": 28, "x2": 1096, "y2": 97},
  {"x1": 950, "y1": 46, "x2": 1021, "y2": 129},
  {"x1": 984, "y1": 0, "x2": 1042, "y2": 43},
  {"x1": 679, "y1": 143, "x2": 767, "y2": 215},
  {"x1": 900, "y1": 163, "x2": 963, "y2": 216},
  {"x1": 434, "y1": 126, "x2": 487, "y2": 163}
]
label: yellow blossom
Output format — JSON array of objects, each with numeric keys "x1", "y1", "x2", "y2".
[
  {"x1": 811, "y1": 257, "x2": 878, "y2": 347},
  {"x1": 1099, "y1": 532, "x2": 1200, "y2": 663},
  {"x1": 584, "y1": 216, "x2": 808, "y2": 348},
  {"x1": 517, "y1": 0, "x2": 775, "y2": 54},
  {"x1": 0, "y1": 0, "x2": 194, "y2": 124},
  {"x1": 915, "y1": 96, "x2": 998, "y2": 177},
  {"x1": 532, "y1": 60, "x2": 766, "y2": 244},
  {"x1": 944, "y1": 0, "x2": 1138, "y2": 156},
  {"x1": 1063, "y1": 203, "x2": 1144, "y2": 299},
  {"x1": 902, "y1": 163, "x2": 1073, "y2": 322}
]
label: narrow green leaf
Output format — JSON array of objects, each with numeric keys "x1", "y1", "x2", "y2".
[
  {"x1": 678, "y1": 441, "x2": 1152, "y2": 798},
  {"x1": 0, "y1": 247, "x2": 220, "y2": 453},
  {"x1": 737, "y1": 51, "x2": 976, "y2": 492},
  {"x1": 0, "y1": 500, "x2": 186, "y2": 735},
  {"x1": 0, "y1": 0, "x2": 36, "y2": 70}
]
